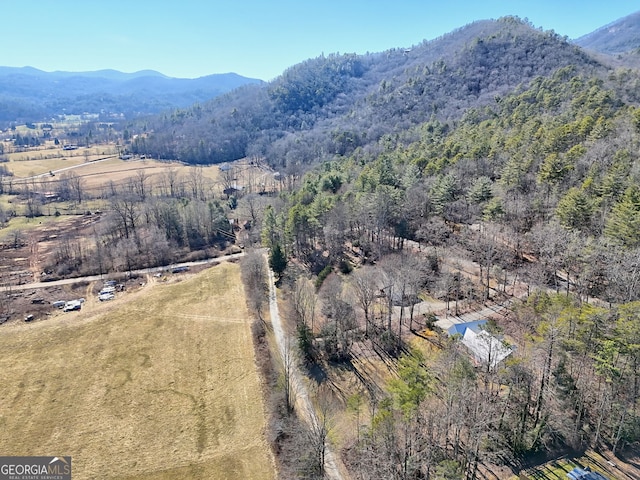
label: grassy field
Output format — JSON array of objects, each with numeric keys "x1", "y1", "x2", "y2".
[
  {"x1": 60, "y1": 158, "x2": 223, "y2": 192},
  {"x1": 3, "y1": 143, "x2": 118, "y2": 173},
  {"x1": 4, "y1": 147, "x2": 226, "y2": 193},
  {"x1": 0, "y1": 263, "x2": 276, "y2": 480},
  {"x1": 2, "y1": 143, "x2": 274, "y2": 200},
  {"x1": 0, "y1": 213, "x2": 75, "y2": 238}
]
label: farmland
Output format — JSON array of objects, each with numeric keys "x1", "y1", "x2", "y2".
[
  {"x1": 0, "y1": 140, "x2": 278, "y2": 222},
  {"x1": 0, "y1": 262, "x2": 276, "y2": 480},
  {"x1": 3, "y1": 143, "x2": 221, "y2": 200},
  {"x1": 0, "y1": 140, "x2": 274, "y2": 302}
]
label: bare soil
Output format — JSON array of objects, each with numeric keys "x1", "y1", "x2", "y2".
[{"x1": 0, "y1": 215, "x2": 103, "y2": 321}]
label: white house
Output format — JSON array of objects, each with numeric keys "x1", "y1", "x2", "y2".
[
  {"x1": 446, "y1": 319, "x2": 514, "y2": 370},
  {"x1": 461, "y1": 328, "x2": 513, "y2": 370}
]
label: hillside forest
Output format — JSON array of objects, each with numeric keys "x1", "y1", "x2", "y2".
[
  {"x1": 247, "y1": 67, "x2": 640, "y2": 478},
  {"x1": 221, "y1": 16, "x2": 640, "y2": 479},
  {"x1": 237, "y1": 18, "x2": 640, "y2": 480}
]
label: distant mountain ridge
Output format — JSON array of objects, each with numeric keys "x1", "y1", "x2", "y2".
[
  {"x1": 4, "y1": 10, "x2": 640, "y2": 128},
  {"x1": 574, "y1": 10, "x2": 640, "y2": 54},
  {"x1": 0, "y1": 67, "x2": 263, "y2": 123},
  {"x1": 0, "y1": 66, "x2": 169, "y2": 79}
]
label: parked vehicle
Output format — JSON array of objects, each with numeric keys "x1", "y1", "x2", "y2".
[{"x1": 63, "y1": 300, "x2": 82, "y2": 312}]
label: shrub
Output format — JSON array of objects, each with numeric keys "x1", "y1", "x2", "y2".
[
  {"x1": 315, "y1": 265, "x2": 332, "y2": 290},
  {"x1": 338, "y1": 258, "x2": 353, "y2": 274}
]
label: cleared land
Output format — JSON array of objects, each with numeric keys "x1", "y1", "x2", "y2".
[
  {"x1": 0, "y1": 263, "x2": 275, "y2": 480},
  {"x1": 7, "y1": 154, "x2": 217, "y2": 194},
  {"x1": 3, "y1": 143, "x2": 275, "y2": 199},
  {"x1": 4, "y1": 145, "x2": 118, "y2": 176}
]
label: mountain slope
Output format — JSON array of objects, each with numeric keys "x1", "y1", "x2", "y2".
[{"x1": 130, "y1": 17, "x2": 606, "y2": 167}]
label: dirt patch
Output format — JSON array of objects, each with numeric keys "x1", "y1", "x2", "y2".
[{"x1": 0, "y1": 215, "x2": 102, "y2": 323}]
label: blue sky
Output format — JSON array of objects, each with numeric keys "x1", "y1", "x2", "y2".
[{"x1": 3, "y1": 1, "x2": 638, "y2": 81}]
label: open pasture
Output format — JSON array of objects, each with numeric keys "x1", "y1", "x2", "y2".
[
  {"x1": 3, "y1": 141, "x2": 276, "y2": 202},
  {"x1": 0, "y1": 263, "x2": 275, "y2": 480},
  {"x1": 2, "y1": 143, "x2": 273, "y2": 198},
  {"x1": 3, "y1": 142, "x2": 118, "y2": 175}
]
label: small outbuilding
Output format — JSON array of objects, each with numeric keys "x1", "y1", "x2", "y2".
[{"x1": 462, "y1": 328, "x2": 513, "y2": 370}]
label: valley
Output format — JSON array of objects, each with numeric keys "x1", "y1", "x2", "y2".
[{"x1": 4, "y1": 9, "x2": 640, "y2": 480}]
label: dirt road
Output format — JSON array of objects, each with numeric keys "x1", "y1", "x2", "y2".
[
  {"x1": 267, "y1": 262, "x2": 345, "y2": 480},
  {"x1": 7, "y1": 252, "x2": 245, "y2": 291}
]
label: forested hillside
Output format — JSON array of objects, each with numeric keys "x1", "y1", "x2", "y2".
[
  {"x1": 575, "y1": 10, "x2": 640, "y2": 55},
  {"x1": 129, "y1": 17, "x2": 603, "y2": 166},
  {"x1": 126, "y1": 14, "x2": 640, "y2": 479},
  {"x1": 253, "y1": 73, "x2": 640, "y2": 480}
]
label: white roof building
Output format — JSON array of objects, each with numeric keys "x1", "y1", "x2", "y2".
[{"x1": 462, "y1": 327, "x2": 513, "y2": 370}]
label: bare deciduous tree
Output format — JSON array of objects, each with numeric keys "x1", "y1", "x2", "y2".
[
  {"x1": 292, "y1": 276, "x2": 317, "y2": 331},
  {"x1": 350, "y1": 265, "x2": 378, "y2": 337},
  {"x1": 240, "y1": 249, "x2": 269, "y2": 321}
]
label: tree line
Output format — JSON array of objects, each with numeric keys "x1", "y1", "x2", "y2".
[{"x1": 2, "y1": 167, "x2": 236, "y2": 280}]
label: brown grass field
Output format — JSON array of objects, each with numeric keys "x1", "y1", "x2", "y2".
[
  {"x1": 3, "y1": 142, "x2": 275, "y2": 201},
  {"x1": 0, "y1": 263, "x2": 276, "y2": 480},
  {"x1": 6, "y1": 153, "x2": 222, "y2": 192},
  {"x1": 3, "y1": 142, "x2": 118, "y2": 174}
]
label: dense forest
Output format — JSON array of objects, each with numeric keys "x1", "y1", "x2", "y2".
[
  {"x1": 250, "y1": 62, "x2": 640, "y2": 477},
  {"x1": 129, "y1": 17, "x2": 605, "y2": 166}
]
